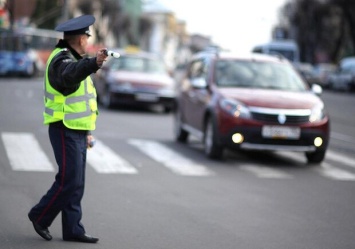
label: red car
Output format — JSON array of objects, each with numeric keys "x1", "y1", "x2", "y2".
[{"x1": 174, "y1": 51, "x2": 330, "y2": 164}]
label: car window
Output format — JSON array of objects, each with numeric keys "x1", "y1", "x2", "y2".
[
  {"x1": 146, "y1": 59, "x2": 166, "y2": 73},
  {"x1": 215, "y1": 60, "x2": 307, "y2": 91},
  {"x1": 109, "y1": 56, "x2": 166, "y2": 74}
]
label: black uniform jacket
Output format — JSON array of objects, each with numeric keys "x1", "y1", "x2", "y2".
[
  {"x1": 48, "y1": 39, "x2": 100, "y2": 96},
  {"x1": 47, "y1": 39, "x2": 100, "y2": 132}
]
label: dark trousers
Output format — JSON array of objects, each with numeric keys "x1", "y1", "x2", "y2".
[{"x1": 29, "y1": 125, "x2": 88, "y2": 239}]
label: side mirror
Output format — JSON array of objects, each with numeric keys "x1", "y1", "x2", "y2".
[
  {"x1": 191, "y1": 77, "x2": 208, "y2": 88},
  {"x1": 311, "y1": 84, "x2": 322, "y2": 96}
]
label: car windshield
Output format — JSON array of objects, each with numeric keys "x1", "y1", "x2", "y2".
[
  {"x1": 109, "y1": 56, "x2": 166, "y2": 74},
  {"x1": 215, "y1": 60, "x2": 307, "y2": 91}
]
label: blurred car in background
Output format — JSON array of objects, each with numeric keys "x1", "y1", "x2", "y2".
[
  {"x1": 312, "y1": 63, "x2": 337, "y2": 88},
  {"x1": 94, "y1": 49, "x2": 176, "y2": 113},
  {"x1": 252, "y1": 39, "x2": 300, "y2": 64},
  {"x1": 174, "y1": 51, "x2": 330, "y2": 164},
  {"x1": 0, "y1": 50, "x2": 38, "y2": 77},
  {"x1": 11, "y1": 50, "x2": 38, "y2": 77},
  {"x1": 294, "y1": 62, "x2": 315, "y2": 85},
  {"x1": 0, "y1": 51, "x2": 14, "y2": 76},
  {"x1": 327, "y1": 57, "x2": 355, "y2": 91}
]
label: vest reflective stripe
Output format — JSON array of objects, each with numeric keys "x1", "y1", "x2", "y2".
[
  {"x1": 44, "y1": 92, "x2": 65, "y2": 103},
  {"x1": 66, "y1": 94, "x2": 95, "y2": 104},
  {"x1": 44, "y1": 80, "x2": 95, "y2": 104},
  {"x1": 44, "y1": 107, "x2": 93, "y2": 120},
  {"x1": 43, "y1": 48, "x2": 98, "y2": 130}
]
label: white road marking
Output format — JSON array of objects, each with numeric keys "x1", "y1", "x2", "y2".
[
  {"x1": 3, "y1": 131, "x2": 355, "y2": 182},
  {"x1": 274, "y1": 149, "x2": 355, "y2": 169},
  {"x1": 325, "y1": 150, "x2": 355, "y2": 169},
  {"x1": 275, "y1": 151, "x2": 306, "y2": 163},
  {"x1": 272, "y1": 150, "x2": 355, "y2": 181},
  {"x1": 331, "y1": 132, "x2": 355, "y2": 144},
  {"x1": 87, "y1": 140, "x2": 137, "y2": 174},
  {"x1": 313, "y1": 163, "x2": 355, "y2": 181},
  {"x1": 128, "y1": 139, "x2": 213, "y2": 176},
  {"x1": 1, "y1": 132, "x2": 54, "y2": 172},
  {"x1": 239, "y1": 164, "x2": 293, "y2": 179}
]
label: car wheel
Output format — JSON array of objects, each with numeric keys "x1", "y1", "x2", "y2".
[
  {"x1": 102, "y1": 90, "x2": 113, "y2": 109},
  {"x1": 25, "y1": 62, "x2": 36, "y2": 77},
  {"x1": 345, "y1": 82, "x2": 351, "y2": 92},
  {"x1": 163, "y1": 106, "x2": 172, "y2": 113},
  {"x1": 305, "y1": 150, "x2": 326, "y2": 164},
  {"x1": 174, "y1": 110, "x2": 188, "y2": 142},
  {"x1": 204, "y1": 117, "x2": 223, "y2": 159},
  {"x1": 328, "y1": 80, "x2": 335, "y2": 90}
]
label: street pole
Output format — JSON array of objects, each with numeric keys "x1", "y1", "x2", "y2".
[
  {"x1": 8, "y1": 0, "x2": 14, "y2": 32},
  {"x1": 61, "y1": 0, "x2": 69, "y2": 23}
]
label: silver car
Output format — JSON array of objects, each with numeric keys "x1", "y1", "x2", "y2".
[{"x1": 328, "y1": 57, "x2": 355, "y2": 91}]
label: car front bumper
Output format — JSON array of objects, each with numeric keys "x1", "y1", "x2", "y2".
[
  {"x1": 217, "y1": 120, "x2": 330, "y2": 152},
  {"x1": 109, "y1": 91, "x2": 176, "y2": 108}
]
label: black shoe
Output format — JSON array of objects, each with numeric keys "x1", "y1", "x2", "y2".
[
  {"x1": 63, "y1": 234, "x2": 99, "y2": 243},
  {"x1": 28, "y1": 213, "x2": 52, "y2": 241},
  {"x1": 31, "y1": 221, "x2": 52, "y2": 241}
]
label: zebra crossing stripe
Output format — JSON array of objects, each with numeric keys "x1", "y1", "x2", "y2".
[
  {"x1": 128, "y1": 139, "x2": 213, "y2": 176},
  {"x1": 325, "y1": 150, "x2": 355, "y2": 169},
  {"x1": 239, "y1": 164, "x2": 293, "y2": 179},
  {"x1": 314, "y1": 163, "x2": 355, "y2": 181},
  {"x1": 87, "y1": 140, "x2": 137, "y2": 174},
  {"x1": 2, "y1": 132, "x2": 355, "y2": 181},
  {"x1": 1, "y1": 132, "x2": 54, "y2": 172}
]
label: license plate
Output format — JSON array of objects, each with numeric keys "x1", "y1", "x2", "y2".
[
  {"x1": 262, "y1": 126, "x2": 300, "y2": 139},
  {"x1": 135, "y1": 93, "x2": 158, "y2": 102}
]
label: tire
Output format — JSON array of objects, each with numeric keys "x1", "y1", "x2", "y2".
[
  {"x1": 305, "y1": 150, "x2": 326, "y2": 164},
  {"x1": 328, "y1": 80, "x2": 334, "y2": 90},
  {"x1": 101, "y1": 89, "x2": 113, "y2": 109},
  {"x1": 204, "y1": 117, "x2": 223, "y2": 159},
  {"x1": 350, "y1": 83, "x2": 355, "y2": 92},
  {"x1": 345, "y1": 82, "x2": 351, "y2": 92},
  {"x1": 174, "y1": 110, "x2": 188, "y2": 142},
  {"x1": 163, "y1": 106, "x2": 172, "y2": 113},
  {"x1": 24, "y1": 62, "x2": 37, "y2": 77}
]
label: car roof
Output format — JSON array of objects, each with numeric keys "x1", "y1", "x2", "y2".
[{"x1": 191, "y1": 50, "x2": 290, "y2": 64}]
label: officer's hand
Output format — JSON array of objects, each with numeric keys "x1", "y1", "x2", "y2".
[
  {"x1": 96, "y1": 48, "x2": 108, "y2": 67},
  {"x1": 87, "y1": 135, "x2": 96, "y2": 149}
]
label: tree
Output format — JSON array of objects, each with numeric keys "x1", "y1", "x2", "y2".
[
  {"x1": 31, "y1": 0, "x2": 62, "y2": 29},
  {"x1": 329, "y1": 0, "x2": 355, "y2": 57},
  {"x1": 280, "y1": 0, "x2": 355, "y2": 63},
  {"x1": 76, "y1": 0, "x2": 152, "y2": 47},
  {"x1": 27, "y1": 0, "x2": 152, "y2": 49}
]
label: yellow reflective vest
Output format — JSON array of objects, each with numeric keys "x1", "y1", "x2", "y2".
[{"x1": 43, "y1": 48, "x2": 98, "y2": 130}]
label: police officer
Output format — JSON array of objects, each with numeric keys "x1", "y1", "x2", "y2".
[{"x1": 28, "y1": 15, "x2": 107, "y2": 243}]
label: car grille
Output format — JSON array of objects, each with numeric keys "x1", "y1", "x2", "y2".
[{"x1": 250, "y1": 108, "x2": 311, "y2": 124}]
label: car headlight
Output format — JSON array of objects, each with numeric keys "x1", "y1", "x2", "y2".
[
  {"x1": 309, "y1": 103, "x2": 325, "y2": 122},
  {"x1": 158, "y1": 86, "x2": 176, "y2": 97},
  {"x1": 219, "y1": 98, "x2": 251, "y2": 119}
]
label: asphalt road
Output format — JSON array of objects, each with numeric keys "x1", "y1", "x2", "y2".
[{"x1": 0, "y1": 77, "x2": 355, "y2": 249}]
